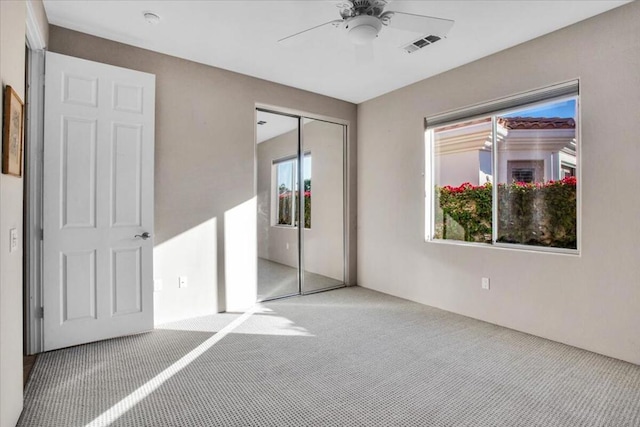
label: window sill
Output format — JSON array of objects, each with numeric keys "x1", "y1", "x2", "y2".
[
  {"x1": 271, "y1": 225, "x2": 312, "y2": 231},
  {"x1": 425, "y1": 237, "x2": 580, "y2": 256}
]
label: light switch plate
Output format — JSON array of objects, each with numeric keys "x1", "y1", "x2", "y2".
[
  {"x1": 481, "y1": 277, "x2": 490, "y2": 290},
  {"x1": 9, "y1": 228, "x2": 17, "y2": 253},
  {"x1": 154, "y1": 279, "x2": 163, "y2": 292}
]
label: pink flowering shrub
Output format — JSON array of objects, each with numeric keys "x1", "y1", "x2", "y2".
[{"x1": 436, "y1": 176, "x2": 577, "y2": 248}]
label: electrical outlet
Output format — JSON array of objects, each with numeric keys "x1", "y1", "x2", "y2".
[
  {"x1": 154, "y1": 279, "x2": 163, "y2": 292},
  {"x1": 481, "y1": 277, "x2": 490, "y2": 290},
  {"x1": 178, "y1": 276, "x2": 188, "y2": 288}
]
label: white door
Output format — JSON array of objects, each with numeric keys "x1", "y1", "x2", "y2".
[{"x1": 43, "y1": 52, "x2": 155, "y2": 351}]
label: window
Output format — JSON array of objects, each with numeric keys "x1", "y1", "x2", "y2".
[
  {"x1": 273, "y1": 153, "x2": 312, "y2": 228},
  {"x1": 426, "y1": 83, "x2": 579, "y2": 252},
  {"x1": 561, "y1": 163, "x2": 576, "y2": 178},
  {"x1": 512, "y1": 168, "x2": 534, "y2": 183},
  {"x1": 508, "y1": 161, "x2": 543, "y2": 184}
]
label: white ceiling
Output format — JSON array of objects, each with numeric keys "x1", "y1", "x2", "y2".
[
  {"x1": 256, "y1": 111, "x2": 297, "y2": 144},
  {"x1": 43, "y1": 1, "x2": 629, "y2": 104},
  {"x1": 256, "y1": 111, "x2": 315, "y2": 143}
]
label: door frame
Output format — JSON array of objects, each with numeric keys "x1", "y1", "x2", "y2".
[
  {"x1": 24, "y1": 2, "x2": 47, "y2": 355},
  {"x1": 254, "y1": 103, "x2": 351, "y2": 300}
]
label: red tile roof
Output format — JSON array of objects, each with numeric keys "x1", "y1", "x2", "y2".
[{"x1": 498, "y1": 117, "x2": 576, "y2": 130}]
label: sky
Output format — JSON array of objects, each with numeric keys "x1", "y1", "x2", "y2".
[{"x1": 502, "y1": 99, "x2": 576, "y2": 119}]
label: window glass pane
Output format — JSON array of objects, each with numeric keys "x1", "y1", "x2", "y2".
[
  {"x1": 257, "y1": 110, "x2": 300, "y2": 301},
  {"x1": 303, "y1": 153, "x2": 311, "y2": 229},
  {"x1": 496, "y1": 98, "x2": 577, "y2": 249},
  {"x1": 432, "y1": 119, "x2": 493, "y2": 243},
  {"x1": 273, "y1": 154, "x2": 311, "y2": 228},
  {"x1": 277, "y1": 160, "x2": 294, "y2": 226}
]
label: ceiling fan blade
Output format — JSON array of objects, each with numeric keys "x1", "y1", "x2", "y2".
[
  {"x1": 385, "y1": 11, "x2": 454, "y2": 36},
  {"x1": 278, "y1": 20, "x2": 343, "y2": 47}
]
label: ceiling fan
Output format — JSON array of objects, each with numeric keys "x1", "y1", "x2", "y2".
[{"x1": 278, "y1": 0, "x2": 454, "y2": 54}]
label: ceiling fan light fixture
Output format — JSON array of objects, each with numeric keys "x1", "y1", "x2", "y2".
[{"x1": 346, "y1": 15, "x2": 382, "y2": 45}]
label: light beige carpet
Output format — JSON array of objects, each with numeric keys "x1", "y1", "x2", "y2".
[{"x1": 19, "y1": 287, "x2": 640, "y2": 426}]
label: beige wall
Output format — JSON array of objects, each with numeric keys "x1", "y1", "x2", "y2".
[
  {"x1": 48, "y1": 26, "x2": 357, "y2": 316},
  {"x1": 257, "y1": 120, "x2": 345, "y2": 281},
  {"x1": 358, "y1": 2, "x2": 640, "y2": 365},
  {"x1": 0, "y1": 4, "x2": 26, "y2": 426},
  {"x1": 1, "y1": 1, "x2": 48, "y2": 425}
]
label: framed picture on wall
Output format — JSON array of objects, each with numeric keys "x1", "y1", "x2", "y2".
[{"x1": 3, "y1": 85, "x2": 24, "y2": 177}]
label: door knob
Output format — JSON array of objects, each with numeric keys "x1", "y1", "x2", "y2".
[{"x1": 135, "y1": 232, "x2": 151, "y2": 240}]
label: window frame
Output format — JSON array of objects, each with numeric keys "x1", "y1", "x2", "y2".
[
  {"x1": 425, "y1": 85, "x2": 581, "y2": 255},
  {"x1": 272, "y1": 155, "x2": 297, "y2": 228}
]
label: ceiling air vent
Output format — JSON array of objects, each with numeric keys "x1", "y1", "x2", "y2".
[{"x1": 403, "y1": 35, "x2": 441, "y2": 54}]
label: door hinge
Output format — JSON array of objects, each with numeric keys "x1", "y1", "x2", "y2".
[
  {"x1": 36, "y1": 307, "x2": 44, "y2": 319},
  {"x1": 40, "y1": 228, "x2": 43, "y2": 240}
]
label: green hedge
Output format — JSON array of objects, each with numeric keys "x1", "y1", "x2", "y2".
[
  {"x1": 436, "y1": 183, "x2": 492, "y2": 243},
  {"x1": 435, "y1": 177, "x2": 577, "y2": 249}
]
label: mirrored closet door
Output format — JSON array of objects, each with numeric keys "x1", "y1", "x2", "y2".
[
  {"x1": 256, "y1": 109, "x2": 346, "y2": 301},
  {"x1": 300, "y1": 118, "x2": 345, "y2": 294}
]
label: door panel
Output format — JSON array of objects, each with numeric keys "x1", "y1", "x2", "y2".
[
  {"x1": 43, "y1": 52, "x2": 155, "y2": 351},
  {"x1": 112, "y1": 247, "x2": 142, "y2": 315},
  {"x1": 61, "y1": 250, "x2": 97, "y2": 322},
  {"x1": 256, "y1": 111, "x2": 301, "y2": 301},
  {"x1": 301, "y1": 119, "x2": 345, "y2": 294},
  {"x1": 62, "y1": 117, "x2": 97, "y2": 228},
  {"x1": 112, "y1": 123, "x2": 142, "y2": 227},
  {"x1": 63, "y1": 73, "x2": 98, "y2": 107}
]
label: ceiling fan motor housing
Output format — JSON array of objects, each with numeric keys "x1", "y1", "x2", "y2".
[{"x1": 346, "y1": 15, "x2": 383, "y2": 45}]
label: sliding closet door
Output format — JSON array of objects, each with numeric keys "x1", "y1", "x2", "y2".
[
  {"x1": 256, "y1": 111, "x2": 300, "y2": 301},
  {"x1": 300, "y1": 119, "x2": 345, "y2": 294}
]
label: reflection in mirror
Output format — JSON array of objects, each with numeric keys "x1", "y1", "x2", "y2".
[
  {"x1": 301, "y1": 119, "x2": 345, "y2": 293},
  {"x1": 256, "y1": 111, "x2": 300, "y2": 300},
  {"x1": 256, "y1": 110, "x2": 346, "y2": 301}
]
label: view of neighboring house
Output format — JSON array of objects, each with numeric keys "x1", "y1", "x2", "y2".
[
  {"x1": 434, "y1": 115, "x2": 576, "y2": 188},
  {"x1": 430, "y1": 97, "x2": 579, "y2": 248}
]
